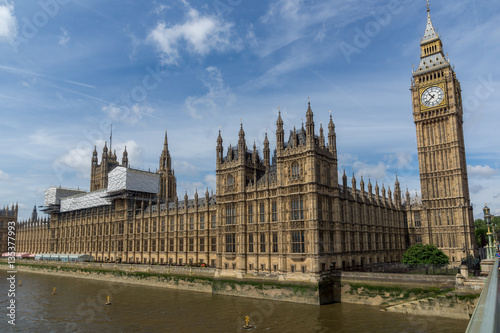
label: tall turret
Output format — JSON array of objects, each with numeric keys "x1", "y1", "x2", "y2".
[
  {"x1": 305, "y1": 101, "x2": 314, "y2": 146},
  {"x1": 217, "y1": 130, "x2": 223, "y2": 165},
  {"x1": 238, "y1": 123, "x2": 246, "y2": 163},
  {"x1": 159, "y1": 130, "x2": 177, "y2": 201},
  {"x1": 122, "y1": 146, "x2": 128, "y2": 167},
  {"x1": 276, "y1": 111, "x2": 284, "y2": 151},
  {"x1": 263, "y1": 132, "x2": 270, "y2": 169},
  {"x1": 328, "y1": 113, "x2": 337, "y2": 159}
]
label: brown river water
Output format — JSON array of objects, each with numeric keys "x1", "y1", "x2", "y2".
[{"x1": 0, "y1": 270, "x2": 469, "y2": 332}]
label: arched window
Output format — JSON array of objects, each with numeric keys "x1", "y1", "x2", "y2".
[
  {"x1": 292, "y1": 162, "x2": 300, "y2": 178},
  {"x1": 227, "y1": 175, "x2": 234, "y2": 189}
]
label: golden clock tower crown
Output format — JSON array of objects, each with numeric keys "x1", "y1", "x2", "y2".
[{"x1": 409, "y1": 2, "x2": 476, "y2": 261}]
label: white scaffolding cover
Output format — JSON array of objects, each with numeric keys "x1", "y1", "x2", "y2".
[
  {"x1": 60, "y1": 189, "x2": 110, "y2": 212},
  {"x1": 44, "y1": 187, "x2": 86, "y2": 206},
  {"x1": 107, "y1": 166, "x2": 160, "y2": 194}
]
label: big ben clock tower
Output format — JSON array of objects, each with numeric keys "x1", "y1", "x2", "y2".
[{"x1": 410, "y1": 2, "x2": 476, "y2": 261}]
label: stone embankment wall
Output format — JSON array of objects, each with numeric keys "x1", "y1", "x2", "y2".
[
  {"x1": 341, "y1": 271, "x2": 456, "y2": 289},
  {"x1": 338, "y1": 271, "x2": 482, "y2": 319},
  {"x1": 0, "y1": 261, "x2": 320, "y2": 305},
  {"x1": 0, "y1": 260, "x2": 482, "y2": 313}
]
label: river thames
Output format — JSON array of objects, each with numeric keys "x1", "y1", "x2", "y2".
[{"x1": 1, "y1": 271, "x2": 469, "y2": 332}]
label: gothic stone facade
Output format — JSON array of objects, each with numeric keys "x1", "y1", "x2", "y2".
[
  {"x1": 16, "y1": 7, "x2": 476, "y2": 278},
  {"x1": 0, "y1": 204, "x2": 18, "y2": 253},
  {"x1": 16, "y1": 104, "x2": 406, "y2": 280}
]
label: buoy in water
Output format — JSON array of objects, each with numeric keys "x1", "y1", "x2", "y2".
[
  {"x1": 51, "y1": 287, "x2": 57, "y2": 295},
  {"x1": 242, "y1": 316, "x2": 253, "y2": 330},
  {"x1": 105, "y1": 296, "x2": 112, "y2": 305}
]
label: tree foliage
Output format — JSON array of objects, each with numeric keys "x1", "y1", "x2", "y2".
[
  {"x1": 474, "y1": 217, "x2": 500, "y2": 247},
  {"x1": 402, "y1": 244, "x2": 449, "y2": 274},
  {"x1": 475, "y1": 219, "x2": 487, "y2": 247}
]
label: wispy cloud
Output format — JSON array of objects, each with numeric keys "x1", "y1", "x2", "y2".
[
  {"x1": 58, "y1": 28, "x2": 70, "y2": 45},
  {"x1": 147, "y1": 1, "x2": 241, "y2": 65},
  {"x1": 0, "y1": 1, "x2": 17, "y2": 43},
  {"x1": 103, "y1": 103, "x2": 155, "y2": 124},
  {"x1": 185, "y1": 66, "x2": 235, "y2": 119},
  {"x1": 0, "y1": 65, "x2": 96, "y2": 89},
  {"x1": 0, "y1": 169, "x2": 10, "y2": 180}
]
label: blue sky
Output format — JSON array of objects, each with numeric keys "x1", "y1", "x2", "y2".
[{"x1": 0, "y1": 0, "x2": 499, "y2": 220}]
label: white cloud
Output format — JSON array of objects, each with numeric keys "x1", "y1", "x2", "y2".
[
  {"x1": 53, "y1": 147, "x2": 93, "y2": 179},
  {"x1": 0, "y1": 169, "x2": 9, "y2": 180},
  {"x1": 112, "y1": 140, "x2": 143, "y2": 169},
  {"x1": 173, "y1": 160, "x2": 198, "y2": 176},
  {"x1": 470, "y1": 184, "x2": 485, "y2": 194},
  {"x1": 147, "y1": 2, "x2": 240, "y2": 65},
  {"x1": 29, "y1": 130, "x2": 59, "y2": 146},
  {"x1": 58, "y1": 28, "x2": 70, "y2": 45},
  {"x1": 185, "y1": 66, "x2": 235, "y2": 119},
  {"x1": 261, "y1": 0, "x2": 303, "y2": 23},
  {"x1": 314, "y1": 22, "x2": 327, "y2": 42},
  {"x1": 0, "y1": 1, "x2": 17, "y2": 43},
  {"x1": 352, "y1": 161, "x2": 388, "y2": 180},
  {"x1": 152, "y1": 2, "x2": 169, "y2": 15},
  {"x1": 204, "y1": 173, "x2": 216, "y2": 191},
  {"x1": 103, "y1": 104, "x2": 154, "y2": 124},
  {"x1": 468, "y1": 165, "x2": 499, "y2": 178}
]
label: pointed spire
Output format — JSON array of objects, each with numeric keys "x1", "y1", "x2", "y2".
[
  {"x1": 277, "y1": 110, "x2": 283, "y2": 127},
  {"x1": 217, "y1": 129, "x2": 223, "y2": 145},
  {"x1": 238, "y1": 122, "x2": 245, "y2": 142},
  {"x1": 319, "y1": 122, "x2": 325, "y2": 148},
  {"x1": 122, "y1": 146, "x2": 128, "y2": 167},
  {"x1": 276, "y1": 109, "x2": 284, "y2": 151},
  {"x1": 238, "y1": 122, "x2": 246, "y2": 161},
  {"x1": 216, "y1": 129, "x2": 224, "y2": 164},
  {"x1": 263, "y1": 132, "x2": 270, "y2": 168},
  {"x1": 109, "y1": 123, "x2": 113, "y2": 153},
  {"x1": 360, "y1": 176, "x2": 365, "y2": 192},
  {"x1": 305, "y1": 99, "x2": 314, "y2": 145},
  {"x1": 422, "y1": 1, "x2": 438, "y2": 43},
  {"x1": 306, "y1": 99, "x2": 313, "y2": 118},
  {"x1": 292, "y1": 126, "x2": 297, "y2": 148},
  {"x1": 252, "y1": 140, "x2": 258, "y2": 164}
]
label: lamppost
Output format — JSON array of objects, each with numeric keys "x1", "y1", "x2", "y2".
[{"x1": 483, "y1": 204, "x2": 495, "y2": 260}]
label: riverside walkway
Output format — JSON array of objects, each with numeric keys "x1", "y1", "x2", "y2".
[{"x1": 466, "y1": 259, "x2": 499, "y2": 332}]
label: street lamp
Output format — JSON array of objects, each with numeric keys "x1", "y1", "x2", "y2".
[{"x1": 483, "y1": 204, "x2": 495, "y2": 260}]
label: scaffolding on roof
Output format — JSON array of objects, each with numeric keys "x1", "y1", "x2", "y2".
[
  {"x1": 107, "y1": 166, "x2": 160, "y2": 194},
  {"x1": 60, "y1": 189, "x2": 111, "y2": 212},
  {"x1": 44, "y1": 187, "x2": 86, "y2": 206}
]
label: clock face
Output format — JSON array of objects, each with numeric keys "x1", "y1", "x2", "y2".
[{"x1": 421, "y1": 86, "x2": 444, "y2": 108}]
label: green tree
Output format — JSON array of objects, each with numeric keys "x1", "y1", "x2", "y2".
[
  {"x1": 475, "y1": 219, "x2": 487, "y2": 247},
  {"x1": 492, "y1": 216, "x2": 500, "y2": 242},
  {"x1": 402, "y1": 244, "x2": 449, "y2": 274}
]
